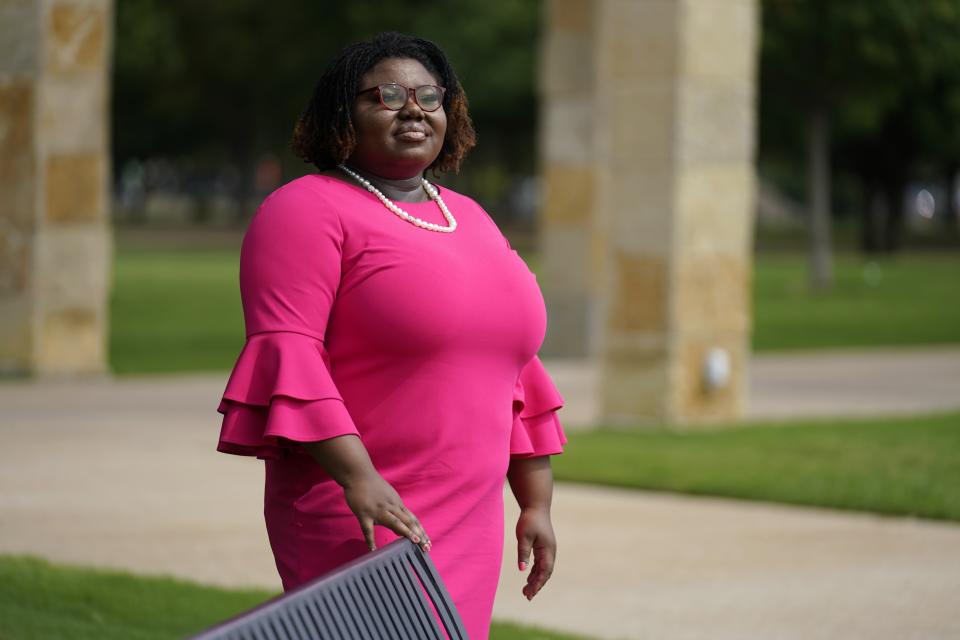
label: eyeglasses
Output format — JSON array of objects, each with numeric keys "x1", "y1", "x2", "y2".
[{"x1": 356, "y1": 83, "x2": 446, "y2": 112}]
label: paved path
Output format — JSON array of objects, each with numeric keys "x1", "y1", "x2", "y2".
[
  {"x1": 747, "y1": 346, "x2": 960, "y2": 421},
  {"x1": 550, "y1": 346, "x2": 960, "y2": 428},
  {"x1": 2, "y1": 349, "x2": 959, "y2": 639}
]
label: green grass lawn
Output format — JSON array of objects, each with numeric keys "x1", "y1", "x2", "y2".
[
  {"x1": 110, "y1": 250, "x2": 244, "y2": 374},
  {"x1": 553, "y1": 411, "x2": 960, "y2": 521},
  {"x1": 0, "y1": 556, "x2": 583, "y2": 640},
  {"x1": 752, "y1": 253, "x2": 960, "y2": 351},
  {"x1": 109, "y1": 248, "x2": 960, "y2": 374}
]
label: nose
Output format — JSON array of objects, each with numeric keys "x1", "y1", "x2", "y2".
[{"x1": 398, "y1": 90, "x2": 424, "y2": 119}]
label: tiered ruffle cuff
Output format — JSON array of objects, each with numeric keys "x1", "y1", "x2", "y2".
[
  {"x1": 509, "y1": 357, "x2": 568, "y2": 457},
  {"x1": 216, "y1": 332, "x2": 360, "y2": 459}
]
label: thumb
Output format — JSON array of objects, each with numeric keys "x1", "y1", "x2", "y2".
[{"x1": 517, "y1": 533, "x2": 533, "y2": 572}]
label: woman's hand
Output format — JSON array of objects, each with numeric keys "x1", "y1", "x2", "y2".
[
  {"x1": 342, "y1": 470, "x2": 431, "y2": 552},
  {"x1": 301, "y1": 435, "x2": 430, "y2": 553},
  {"x1": 507, "y1": 455, "x2": 557, "y2": 600},
  {"x1": 515, "y1": 506, "x2": 556, "y2": 600}
]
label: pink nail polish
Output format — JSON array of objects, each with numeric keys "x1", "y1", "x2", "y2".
[{"x1": 519, "y1": 562, "x2": 527, "y2": 571}]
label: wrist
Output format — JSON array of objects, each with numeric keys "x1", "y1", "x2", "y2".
[
  {"x1": 519, "y1": 504, "x2": 552, "y2": 516},
  {"x1": 336, "y1": 465, "x2": 381, "y2": 490}
]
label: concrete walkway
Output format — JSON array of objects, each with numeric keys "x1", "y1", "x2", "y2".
[
  {"x1": 550, "y1": 346, "x2": 960, "y2": 428},
  {"x1": 2, "y1": 349, "x2": 959, "y2": 639}
]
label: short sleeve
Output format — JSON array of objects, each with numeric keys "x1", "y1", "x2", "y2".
[
  {"x1": 216, "y1": 182, "x2": 359, "y2": 459},
  {"x1": 509, "y1": 356, "x2": 568, "y2": 458}
]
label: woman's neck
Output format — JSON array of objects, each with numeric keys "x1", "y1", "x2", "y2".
[{"x1": 341, "y1": 164, "x2": 429, "y2": 203}]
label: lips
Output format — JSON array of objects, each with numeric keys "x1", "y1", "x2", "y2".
[{"x1": 395, "y1": 124, "x2": 429, "y2": 142}]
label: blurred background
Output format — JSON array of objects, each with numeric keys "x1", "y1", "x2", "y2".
[
  {"x1": 2, "y1": 1, "x2": 959, "y2": 639},
  {"x1": 105, "y1": 0, "x2": 960, "y2": 374}
]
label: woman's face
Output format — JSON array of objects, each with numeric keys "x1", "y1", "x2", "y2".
[{"x1": 347, "y1": 57, "x2": 448, "y2": 179}]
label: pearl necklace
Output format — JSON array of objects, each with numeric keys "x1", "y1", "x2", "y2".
[{"x1": 338, "y1": 164, "x2": 457, "y2": 233}]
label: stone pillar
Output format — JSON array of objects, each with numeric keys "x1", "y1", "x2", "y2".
[
  {"x1": 538, "y1": 0, "x2": 598, "y2": 358},
  {"x1": 596, "y1": 0, "x2": 757, "y2": 424},
  {"x1": 539, "y1": 0, "x2": 758, "y2": 424},
  {"x1": 0, "y1": 0, "x2": 113, "y2": 376}
]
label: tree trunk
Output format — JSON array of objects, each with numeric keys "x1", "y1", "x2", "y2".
[
  {"x1": 807, "y1": 107, "x2": 832, "y2": 289},
  {"x1": 882, "y1": 182, "x2": 904, "y2": 253},
  {"x1": 233, "y1": 156, "x2": 254, "y2": 225},
  {"x1": 861, "y1": 184, "x2": 884, "y2": 255}
]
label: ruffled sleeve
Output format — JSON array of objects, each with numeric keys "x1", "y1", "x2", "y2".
[
  {"x1": 509, "y1": 356, "x2": 568, "y2": 457},
  {"x1": 216, "y1": 332, "x2": 359, "y2": 458},
  {"x1": 216, "y1": 180, "x2": 358, "y2": 459}
]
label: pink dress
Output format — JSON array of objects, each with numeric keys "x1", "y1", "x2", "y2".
[{"x1": 216, "y1": 175, "x2": 566, "y2": 639}]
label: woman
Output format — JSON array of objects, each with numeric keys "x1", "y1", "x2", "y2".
[{"x1": 216, "y1": 32, "x2": 566, "y2": 639}]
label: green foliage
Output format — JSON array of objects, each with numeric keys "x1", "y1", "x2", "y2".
[
  {"x1": 762, "y1": 0, "x2": 960, "y2": 137},
  {"x1": 0, "y1": 557, "x2": 584, "y2": 640},
  {"x1": 760, "y1": 0, "x2": 960, "y2": 230},
  {"x1": 553, "y1": 412, "x2": 960, "y2": 521},
  {"x1": 112, "y1": 0, "x2": 540, "y2": 175}
]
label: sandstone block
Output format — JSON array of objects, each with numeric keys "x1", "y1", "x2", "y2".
[
  {"x1": 602, "y1": 164, "x2": 675, "y2": 254},
  {"x1": 0, "y1": 80, "x2": 36, "y2": 226},
  {"x1": 673, "y1": 254, "x2": 751, "y2": 335},
  {"x1": 608, "y1": 251, "x2": 667, "y2": 333},
  {"x1": 542, "y1": 164, "x2": 595, "y2": 225},
  {"x1": 680, "y1": 0, "x2": 757, "y2": 81},
  {"x1": 606, "y1": 81, "x2": 677, "y2": 167},
  {"x1": 541, "y1": 96, "x2": 595, "y2": 164},
  {"x1": 677, "y1": 78, "x2": 755, "y2": 166},
  {"x1": 45, "y1": 152, "x2": 104, "y2": 223},
  {"x1": 46, "y1": 2, "x2": 107, "y2": 75},
  {"x1": 0, "y1": 296, "x2": 31, "y2": 372},
  {"x1": 540, "y1": 29, "x2": 593, "y2": 97},
  {"x1": 600, "y1": 342, "x2": 670, "y2": 424},
  {"x1": 549, "y1": 0, "x2": 594, "y2": 33},
  {"x1": 597, "y1": 0, "x2": 678, "y2": 80},
  {"x1": 34, "y1": 305, "x2": 106, "y2": 374},
  {"x1": 675, "y1": 164, "x2": 755, "y2": 257},
  {"x1": 34, "y1": 225, "x2": 112, "y2": 307},
  {"x1": 0, "y1": 0, "x2": 39, "y2": 75},
  {"x1": 0, "y1": 217, "x2": 30, "y2": 294},
  {"x1": 40, "y1": 76, "x2": 106, "y2": 152}
]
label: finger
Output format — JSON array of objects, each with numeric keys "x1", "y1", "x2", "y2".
[
  {"x1": 524, "y1": 566, "x2": 551, "y2": 599},
  {"x1": 398, "y1": 506, "x2": 428, "y2": 541},
  {"x1": 524, "y1": 546, "x2": 555, "y2": 600},
  {"x1": 523, "y1": 569, "x2": 548, "y2": 600},
  {"x1": 360, "y1": 517, "x2": 377, "y2": 552},
  {"x1": 533, "y1": 543, "x2": 556, "y2": 579},
  {"x1": 381, "y1": 510, "x2": 418, "y2": 544},
  {"x1": 399, "y1": 506, "x2": 432, "y2": 550},
  {"x1": 517, "y1": 535, "x2": 533, "y2": 572}
]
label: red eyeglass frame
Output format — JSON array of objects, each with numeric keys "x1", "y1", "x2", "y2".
[{"x1": 356, "y1": 83, "x2": 447, "y2": 112}]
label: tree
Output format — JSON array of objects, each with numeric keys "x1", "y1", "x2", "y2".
[
  {"x1": 112, "y1": 0, "x2": 541, "y2": 222},
  {"x1": 760, "y1": 0, "x2": 960, "y2": 276},
  {"x1": 832, "y1": 0, "x2": 960, "y2": 252}
]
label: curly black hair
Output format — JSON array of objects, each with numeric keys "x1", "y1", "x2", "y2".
[{"x1": 291, "y1": 32, "x2": 476, "y2": 174}]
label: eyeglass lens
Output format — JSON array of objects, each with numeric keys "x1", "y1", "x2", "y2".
[{"x1": 379, "y1": 84, "x2": 443, "y2": 112}]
